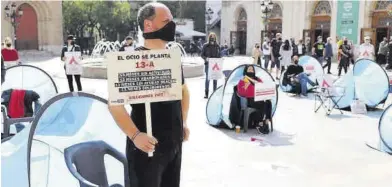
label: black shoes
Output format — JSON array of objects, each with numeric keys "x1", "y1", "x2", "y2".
[
  {"x1": 256, "y1": 121, "x2": 270, "y2": 135},
  {"x1": 204, "y1": 91, "x2": 209, "y2": 99}
]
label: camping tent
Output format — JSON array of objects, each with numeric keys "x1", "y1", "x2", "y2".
[
  {"x1": 1, "y1": 65, "x2": 58, "y2": 137},
  {"x1": 206, "y1": 64, "x2": 278, "y2": 128},
  {"x1": 280, "y1": 55, "x2": 323, "y2": 92},
  {"x1": 378, "y1": 103, "x2": 392, "y2": 154},
  {"x1": 332, "y1": 59, "x2": 389, "y2": 109},
  {"x1": 1, "y1": 92, "x2": 127, "y2": 187}
]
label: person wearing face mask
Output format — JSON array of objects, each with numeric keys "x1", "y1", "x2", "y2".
[
  {"x1": 1, "y1": 37, "x2": 20, "y2": 67},
  {"x1": 262, "y1": 39, "x2": 271, "y2": 70},
  {"x1": 291, "y1": 38, "x2": 298, "y2": 58},
  {"x1": 285, "y1": 55, "x2": 317, "y2": 96},
  {"x1": 271, "y1": 33, "x2": 283, "y2": 80},
  {"x1": 201, "y1": 32, "x2": 221, "y2": 98},
  {"x1": 378, "y1": 37, "x2": 388, "y2": 66},
  {"x1": 338, "y1": 38, "x2": 351, "y2": 76},
  {"x1": 252, "y1": 43, "x2": 262, "y2": 65},
  {"x1": 312, "y1": 36, "x2": 325, "y2": 64},
  {"x1": 323, "y1": 37, "x2": 334, "y2": 74},
  {"x1": 357, "y1": 36, "x2": 375, "y2": 61},
  {"x1": 237, "y1": 65, "x2": 272, "y2": 134},
  {"x1": 119, "y1": 36, "x2": 135, "y2": 52},
  {"x1": 108, "y1": 3, "x2": 190, "y2": 187},
  {"x1": 279, "y1": 39, "x2": 293, "y2": 72},
  {"x1": 297, "y1": 39, "x2": 306, "y2": 57},
  {"x1": 61, "y1": 35, "x2": 83, "y2": 92}
]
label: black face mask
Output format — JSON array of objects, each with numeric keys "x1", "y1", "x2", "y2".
[
  {"x1": 256, "y1": 46, "x2": 259, "y2": 48},
  {"x1": 6, "y1": 44, "x2": 11, "y2": 47},
  {"x1": 294, "y1": 60, "x2": 298, "y2": 64},
  {"x1": 143, "y1": 21, "x2": 176, "y2": 42},
  {"x1": 71, "y1": 41, "x2": 75, "y2": 45},
  {"x1": 344, "y1": 41, "x2": 348, "y2": 45},
  {"x1": 278, "y1": 38, "x2": 282, "y2": 41}
]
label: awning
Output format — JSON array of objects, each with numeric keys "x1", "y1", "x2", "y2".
[{"x1": 176, "y1": 28, "x2": 206, "y2": 39}]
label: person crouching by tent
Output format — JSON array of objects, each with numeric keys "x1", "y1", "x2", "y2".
[
  {"x1": 201, "y1": 32, "x2": 221, "y2": 98},
  {"x1": 285, "y1": 56, "x2": 317, "y2": 97},
  {"x1": 237, "y1": 65, "x2": 272, "y2": 134},
  {"x1": 61, "y1": 35, "x2": 83, "y2": 92},
  {"x1": 119, "y1": 36, "x2": 135, "y2": 52},
  {"x1": 1, "y1": 37, "x2": 20, "y2": 67}
]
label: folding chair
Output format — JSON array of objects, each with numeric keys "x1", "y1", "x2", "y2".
[{"x1": 314, "y1": 75, "x2": 345, "y2": 115}]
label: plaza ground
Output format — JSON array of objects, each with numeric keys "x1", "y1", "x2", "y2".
[{"x1": 20, "y1": 55, "x2": 392, "y2": 187}]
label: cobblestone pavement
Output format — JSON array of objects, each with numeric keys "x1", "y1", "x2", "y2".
[{"x1": 23, "y1": 56, "x2": 392, "y2": 187}]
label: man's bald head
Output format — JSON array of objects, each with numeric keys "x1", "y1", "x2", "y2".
[{"x1": 137, "y1": 2, "x2": 173, "y2": 33}]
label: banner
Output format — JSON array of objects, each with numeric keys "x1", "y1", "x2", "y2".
[
  {"x1": 64, "y1": 52, "x2": 83, "y2": 75},
  {"x1": 336, "y1": 1, "x2": 360, "y2": 44},
  {"x1": 106, "y1": 49, "x2": 182, "y2": 105},
  {"x1": 254, "y1": 81, "x2": 276, "y2": 101},
  {"x1": 304, "y1": 64, "x2": 315, "y2": 75},
  {"x1": 208, "y1": 58, "x2": 223, "y2": 80}
]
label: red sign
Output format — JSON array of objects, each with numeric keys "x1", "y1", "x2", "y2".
[
  {"x1": 69, "y1": 56, "x2": 79, "y2": 64},
  {"x1": 306, "y1": 66, "x2": 314, "y2": 71},
  {"x1": 322, "y1": 80, "x2": 330, "y2": 88},
  {"x1": 212, "y1": 63, "x2": 220, "y2": 71}
]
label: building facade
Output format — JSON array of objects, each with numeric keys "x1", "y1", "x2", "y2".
[
  {"x1": 1, "y1": 1, "x2": 63, "y2": 55},
  {"x1": 221, "y1": 0, "x2": 392, "y2": 55}
]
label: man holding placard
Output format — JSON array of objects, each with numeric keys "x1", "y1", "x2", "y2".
[
  {"x1": 201, "y1": 32, "x2": 221, "y2": 98},
  {"x1": 60, "y1": 35, "x2": 83, "y2": 92},
  {"x1": 108, "y1": 3, "x2": 190, "y2": 187}
]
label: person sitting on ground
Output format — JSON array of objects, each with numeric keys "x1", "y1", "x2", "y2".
[
  {"x1": 237, "y1": 65, "x2": 272, "y2": 134},
  {"x1": 285, "y1": 55, "x2": 317, "y2": 96},
  {"x1": 1, "y1": 37, "x2": 19, "y2": 66},
  {"x1": 119, "y1": 36, "x2": 135, "y2": 52}
]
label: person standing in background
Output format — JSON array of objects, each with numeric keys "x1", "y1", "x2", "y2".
[
  {"x1": 338, "y1": 38, "x2": 351, "y2": 76},
  {"x1": 291, "y1": 38, "x2": 298, "y2": 58},
  {"x1": 386, "y1": 36, "x2": 392, "y2": 70},
  {"x1": 378, "y1": 37, "x2": 388, "y2": 66},
  {"x1": 252, "y1": 43, "x2": 262, "y2": 66},
  {"x1": 297, "y1": 39, "x2": 306, "y2": 57},
  {"x1": 119, "y1": 36, "x2": 135, "y2": 52},
  {"x1": 312, "y1": 36, "x2": 325, "y2": 65},
  {"x1": 357, "y1": 36, "x2": 375, "y2": 61},
  {"x1": 323, "y1": 37, "x2": 333, "y2": 74},
  {"x1": 262, "y1": 39, "x2": 271, "y2": 71},
  {"x1": 201, "y1": 32, "x2": 221, "y2": 98},
  {"x1": 1, "y1": 37, "x2": 20, "y2": 66},
  {"x1": 61, "y1": 35, "x2": 83, "y2": 92},
  {"x1": 279, "y1": 39, "x2": 293, "y2": 73},
  {"x1": 271, "y1": 33, "x2": 283, "y2": 80}
]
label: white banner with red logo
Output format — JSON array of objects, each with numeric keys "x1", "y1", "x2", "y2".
[
  {"x1": 65, "y1": 52, "x2": 83, "y2": 75},
  {"x1": 304, "y1": 64, "x2": 315, "y2": 75},
  {"x1": 106, "y1": 49, "x2": 182, "y2": 106},
  {"x1": 254, "y1": 81, "x2": 276, "y2": 101},
  {"x1": 208, "y1": 58, "x2": 223, "y2": 80}
]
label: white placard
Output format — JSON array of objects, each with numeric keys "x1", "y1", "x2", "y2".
[
  {"x1": 358, "y1": 44, "x2": 374, "y2": 60},
  {"x1": 106, "y1": 49, "x2": 183, "y2": 106},
  {"x1": 208, "y1": 58, "x2": 223, "y2": 80},
  {"x1": 350, "y1": 100, "x2": 367, "y2": 114},
  {"x1": 65, "y1": 52, "x2": 83, "y2": 75},
  {"x1": 254, "y1": 81, "x2": 276, "y2": 101},
  {"x1": 303, "y1": 64, "x2": 315, "y2": 75}
]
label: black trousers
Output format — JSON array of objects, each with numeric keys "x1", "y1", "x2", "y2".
[
  {"x1": 127, "y1": 140, "x2": 182, "y2": 187},
  {"x1": 257, "y1": 57, "x2": 261, "y2": 66},
  {"x1": 338, "y1": 58, "x2": 348, "y2": 76},
  {"x1": 66, "y1": 75, "x2": 82, "y2": 92},
  {"x1": 323, "y1": 57, "x2": 331, "y2": 73},
  {"x1": 377, "y1": 54, "x2": 386, "y2": 65},
  {"x1": 247, "y1": 99, "x2": 272, "y2": 121}
]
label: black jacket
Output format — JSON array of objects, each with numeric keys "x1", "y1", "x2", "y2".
[
  {"x1": 61, "y1": 44, "x2": 81, "y2": 59},
  {"x1": 201, "y1": 42, "x2": 221, "y2": 65},
  {"x1": 1, "y1": 56, "x2": 5, "y2": 84}
]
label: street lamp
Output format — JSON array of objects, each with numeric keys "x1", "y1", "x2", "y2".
[
  {"x1": 205, "y1": 7, "x2": 214, "y2": 41},
  {"x1": 4, "y1": 2, "x2": 23, "y2": 50},
  {"x1": 260, "y1": 0, "x2": 274, "y2": 38}
]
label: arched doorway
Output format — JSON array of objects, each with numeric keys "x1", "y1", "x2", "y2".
[
  {"x1": 362, "y1": 1, "x2": 392, "y2": 54},
  {"x1": 16, "y1": 3, "x2": 38, "y2": 50},
  {"x1": 236, "y1": 8, "x2": 247, "y2": 55},
  {"x1": 261, "y1": 4, "x2": 282, "y2": 43},
  {"x1": 306, "y1": 1, "x2": 331, "y2": 46}
]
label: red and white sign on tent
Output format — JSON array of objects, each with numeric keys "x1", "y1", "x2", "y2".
[
  {"x1": 65, "y1": 52, "x2": 83, "y2": 75},
  {"x1": 254, "y1": 80, "x2": 275, "y2": 101},
  {"x1": 304, "y1": 64, "x2": 315, "y2": 75},
  {"x1": 208, "y1": 58, "x2": 223, "y2": 80}
]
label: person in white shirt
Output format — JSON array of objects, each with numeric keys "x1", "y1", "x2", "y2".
[
  {"x1": 357, "y1": 36, "x2": 375, "y2": 61},
  {"x1": 60, "y1": 35, "x2": 83, "y2": 92},
  {"x1": 262, "y1": 39, "x2": 271, "y2": 70},
  {"x1": 119, "y1": 36, "x2": 135, "y2": 52}
]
